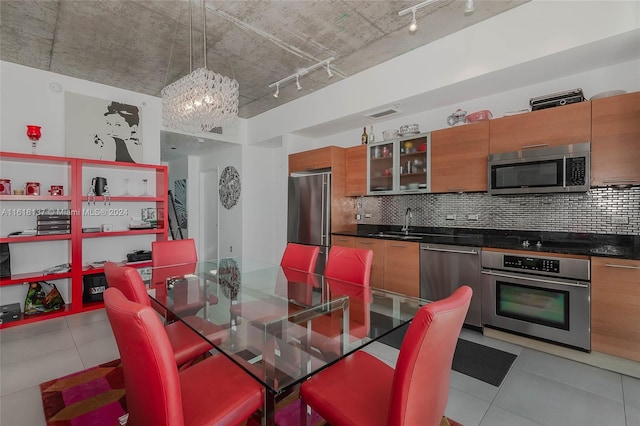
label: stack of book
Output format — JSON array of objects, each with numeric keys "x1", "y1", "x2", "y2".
[{"x1": 37, "y1": 214, "x2": 71, "y2": 235}]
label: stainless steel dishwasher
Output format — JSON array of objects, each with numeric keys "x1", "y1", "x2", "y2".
[{"x1": 420, "y1": 243, "x2": 482, "y2": 327}]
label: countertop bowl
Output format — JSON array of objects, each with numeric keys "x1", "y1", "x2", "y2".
[{"x1": 382, "y1": 129, "x2": 399, "y2": 140}]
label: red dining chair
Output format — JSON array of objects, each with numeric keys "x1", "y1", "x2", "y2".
[
  {"x1": 324, "y1": 245, "x2": 373, "y2": 286},
  {"x1": 280, "y1": 242, "x2": 320, "y2": 272},
  {"x1": 229, "y1": 243, "x2": 320, "y2": 322},
  {"x1": 151, "y1": 239, "x2": 216, "y2": 318},
  {"x1": 302, "y1": 246, "x2": 374, "y2": 357},
  {"x1": 300, "y1": 286, "x2": 472, "y2": 426},
  {"x1": 104, "y1": 262, "x2": 226, "y2": 369},
  {"x1": 103, "y1": 287, "x2": 263, "y2": 426}
]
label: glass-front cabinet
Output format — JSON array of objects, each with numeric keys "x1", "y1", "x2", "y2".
[{"x1": 367, "y1": 133, "x2": 430, "y2": 195}]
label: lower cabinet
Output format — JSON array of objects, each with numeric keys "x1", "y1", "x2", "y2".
[
  {"x1": 353, "y1": 237, "x2": 384, "y2": 290},
  {"x1": 383, "y1": 241, "x2": 420, "y2": 297},
  {"x1": 331, "y1": 235, "x2": 419, "y2": 296},
  {"x1": 591, "y1": 257, "x2": 640, "y2": 362}
]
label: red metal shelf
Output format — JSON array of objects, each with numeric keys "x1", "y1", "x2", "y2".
[
  {"x1": 0, "y1": 234, "x2": 72, "y2": 244},
  {"x1": 0, "y1": 271, "x2": 72, "y2": 286}
]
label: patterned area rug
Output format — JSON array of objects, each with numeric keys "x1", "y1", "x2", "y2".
[
  {"x1": 40, "y1": 359, "x2": 464, "y2": 426},
  {"x1": 40, "y1": 359, "x2": 126, "y2": 426}
]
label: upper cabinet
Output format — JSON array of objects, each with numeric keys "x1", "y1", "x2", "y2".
[
  {"x1": 367, "y1": 133, "x2": 430, "y2": 195},
  {"x1": 431, "y1": 121, "x2": 489, "y2": 193},
  {"x1": 289, "y1": 146, "x2": 337, "y2": 173},
  {"x1": 345, "y1": 145, "x2": 367, "y2": 197},
  {"x1": 591, "y1": 91, "x2": 640, "y2": 187},
  {"x1": 489, "y1": 102, "x2": 591, "y2": 154}
]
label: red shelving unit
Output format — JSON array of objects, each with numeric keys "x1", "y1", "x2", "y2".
[{"x1": 0, "y1": 152, "x2": 168, "y2": 329}]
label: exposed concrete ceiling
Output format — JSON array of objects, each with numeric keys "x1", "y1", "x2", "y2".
[{"x1": 1, "y1": 0, "x2": 528, "y2": 121}]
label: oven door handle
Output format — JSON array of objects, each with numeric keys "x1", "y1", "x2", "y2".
[{"x1": 481, "y1": 270, "x2": 589, "y2": 288}]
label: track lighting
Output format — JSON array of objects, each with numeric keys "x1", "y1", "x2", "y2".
[
  {"x1": 398, "y1": 0, "x2": 440, "y2": 33},
  {"x1": 464, "y1": 0, "x2": 474, "y2": 14},
  {"x1": 268, "y1": 57, "x2": 338, "y2": 97},
  {"x1": 409, "y1": 9, "x2": 417, "y2": 33}
]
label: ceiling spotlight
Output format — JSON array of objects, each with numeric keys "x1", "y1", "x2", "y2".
[
  {"x1": 409, "y1": 9, "x2": 418, "y2": 33},
  {"x1": 296, "y1": 75, "x2": 302, "y2": 91},
  {"x1": 326, "y1": 64, "x2": 334, "y2": 78},
  {"x1": 398, "y1": 0, "x2": 439, "y2": 33},
  {"x1": 464, "y1": 0, "x2": 474, "y2": 14},
  {"x1": 273, "y1": 83, "x2": 279, "y2": 98}
]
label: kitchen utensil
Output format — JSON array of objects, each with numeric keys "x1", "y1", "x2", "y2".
[
  {"x1": 466, "y1": 110, "x2": 493, "y2": 123},
  {"x1": 447, "y1": 109, "x2": 467, "y2": 126},
  {"x1": 0, "y1": 179, "x2": 11, "y2": 195},
  {"x1": 92, "y1": 177, "x2": 108, "y2": 196},
  {"x1": 25, "y1": 182, "x2": 40, "y2": 195},
  {"x1": 382, "y1": 129, "x2": 398, "y2": 140}
]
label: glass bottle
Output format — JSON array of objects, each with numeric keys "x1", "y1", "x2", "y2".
[
  {"x1": 369, "y1": 126, "x2": 375, "y2": 143},
  {"x1": 361, "y1": 127, "x2": 368, "y2": 145}
]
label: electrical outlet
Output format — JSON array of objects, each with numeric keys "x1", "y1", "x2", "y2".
[
  {"x1": 611, "y1": 216, "x2": 629, "y2": 224},
  {"x1": 230, "y1": 246, "x2": 233, "y2": 252},
  {"x1": 356, "y1": 214, "x2": 361, "y2": 220},
  {"x1": 467, "y1": 214, "x2": 479, "y2": 221},
  {"x1": 446, "y1": 214, "x2": 456, "y2": 220}
]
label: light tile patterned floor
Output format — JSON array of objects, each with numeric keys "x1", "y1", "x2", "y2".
[{"x1": 1, "y1": 311, "x2": 639, "y2": 426}]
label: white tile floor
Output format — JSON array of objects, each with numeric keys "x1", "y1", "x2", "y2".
[{"x1": 1, "y1": 310, "x2": 639, "y2": 426}]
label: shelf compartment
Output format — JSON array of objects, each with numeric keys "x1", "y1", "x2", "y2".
[
  {"x1": 0, "y1": 271, "x2": 72, "y2": 286},
  {"x1": 0, "y1": 304, "x2": 72, "y2": 329},
  {"x1": 81, "y1": 229, "x2": 164, "y2": 238},
  {"x1": 0, "y1": 234, "x2": 72, "y2": 243}
]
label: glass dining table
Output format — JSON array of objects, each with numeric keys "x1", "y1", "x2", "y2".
[{"x1": 147, "y1": 257, "x2": 427, "y2": 426}]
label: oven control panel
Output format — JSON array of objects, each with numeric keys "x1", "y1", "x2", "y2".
[{"x1": 503, "y1": 255, "x2": 560, "y2": 273}]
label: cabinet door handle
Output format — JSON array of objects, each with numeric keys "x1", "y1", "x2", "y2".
[
  {"x1": 521, "y1": 144, "x2": 548, "y2": 149},
  {"x1": 446, "y1": 188, "x2": 465, "y2": 192},
  {"x1": 605, "y1": 264, "x2": 640, "y2": 270},
  {"x1": 390, "y1": 244, "x2": 409, "y2": 248},
  {"x1": 358, "y1": 241, "x2": 373, "y2": 245},
  {"x1": 421, "y1": 247, "x2": 478, "y2": 255},
  {"x1": 602, "y1": 179, "x2": 639, "y2": 184}
]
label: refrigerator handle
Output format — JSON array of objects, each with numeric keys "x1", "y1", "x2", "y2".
[{"x1": 321, "y1": 174, "x2": 330, "y2": 245}]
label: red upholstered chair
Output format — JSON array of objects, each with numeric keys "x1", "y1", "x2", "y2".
[
  {"x1": 103, "y1": 287, "x2": 263, "y2": 426},
  {"x1": 104, "y1": 262, "x2": 225, "y2": 369},
  {"x1": 300, "y1": 286, "x2": 473, "y2": 426},
  {"x1": 151, "y1": 239, "x2": 215, "y2": 317},
  {"x1": 324, "y1": 245, "x2": 373, "y2": 286},
  {"x1": 280, "y1": 242, "x2": 320, "y2": 272}
]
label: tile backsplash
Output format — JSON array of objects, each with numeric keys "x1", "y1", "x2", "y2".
[{"x1": 357, "y1": 186, "x2": 640, "y2": 235}]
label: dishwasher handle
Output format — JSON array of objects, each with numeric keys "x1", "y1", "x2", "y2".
[{"x1": 420, "y1": 246, "x2": 478, "y2": 256}]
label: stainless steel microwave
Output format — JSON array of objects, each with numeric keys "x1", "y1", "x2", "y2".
[{"x1": 488, "y1": 142, "x2": 590, "y2": 195}]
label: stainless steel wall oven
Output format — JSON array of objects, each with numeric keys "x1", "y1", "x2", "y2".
[{"x1": 481, "y1": 250, "x2": 591, "y2": 351}]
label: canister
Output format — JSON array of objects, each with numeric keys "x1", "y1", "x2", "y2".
[
  {"x1": 0, "y1": 179, "x2": 11, "y2": 195},
  {"x1": 25, "y1": 182, "x2": 40, "y2": 195}
]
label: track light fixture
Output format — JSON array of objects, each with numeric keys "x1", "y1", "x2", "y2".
[
  {"x1": 464, "y1": 0, "x2": 474, "y2": 14},
  {"x1": 268, "y1": 57, "x2": 338, "y2": 98},
  {"x1": 398, "y1": 0, "x2": 440, "y2": 33}
]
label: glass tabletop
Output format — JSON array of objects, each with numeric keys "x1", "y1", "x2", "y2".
[{"x1": 148, "y1": 257, "x2": 427, "y2": 396}]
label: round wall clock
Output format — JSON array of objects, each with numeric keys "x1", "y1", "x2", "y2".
[{"x1": 219, "y1": 166, "x2": 241, "y2": 209}]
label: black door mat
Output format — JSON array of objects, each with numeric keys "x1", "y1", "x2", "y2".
[{"x1": 377, "y1": 323, "x2": 517, "y2": 387}]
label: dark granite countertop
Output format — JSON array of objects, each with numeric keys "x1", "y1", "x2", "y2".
[{"x1": 333, "y1": 225, "x2": 640, "y2": 260}]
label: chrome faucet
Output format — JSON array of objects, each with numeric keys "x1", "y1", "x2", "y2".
[{"x1": 402, "y1": 207, "x2": 412, "y2": 234}]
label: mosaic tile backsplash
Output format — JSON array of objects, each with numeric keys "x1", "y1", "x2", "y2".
[{"x1": 357, "y1": 186, "x2": 640, "y2": 235}]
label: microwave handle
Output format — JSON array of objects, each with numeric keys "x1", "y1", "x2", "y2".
[{"x1": 562, "y1": 156, "x2": 567, "y2": 188}]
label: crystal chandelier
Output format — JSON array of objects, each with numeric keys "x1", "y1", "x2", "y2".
[{"x1": 161, "y1": 0, "x2": 239, "y2": 133}]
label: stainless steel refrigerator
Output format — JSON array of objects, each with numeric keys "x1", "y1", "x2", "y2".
[{"x1": 287, "y1": 172, "x2": 331, "y2": 274}]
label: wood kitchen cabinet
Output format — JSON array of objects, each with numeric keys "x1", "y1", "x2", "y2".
[
  {"x1": 489, "y1": 102, "x2": 591, "y2": 154},
  {"x1": 332, "y1": 235, "x2": 355, "y2": 247},
  {"x1": 289, "y1": 146, "x2": 338, "y2": 173},
  {"x1": 345, "y1": 145, "x2": 367, "y2": 196},
  {"x1": 354, "y1": 237, "x2": 385, "y2": 290},
  {"x1": 591, "y1": 256, "x2": 640, "y2": 362},
  {"x1": 383, "y1": 240, "x2": 420, "y2": 297},
  {"x1": 591, "y1": 91, "x2": 640, "y2": 187},
  {"x1": 431, "y1": 121, "x2": 489, "y2": 193}
]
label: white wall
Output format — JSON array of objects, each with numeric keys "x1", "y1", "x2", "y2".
[{"x1": 0, "y1": 62, "x2": 162, "y2": 163}]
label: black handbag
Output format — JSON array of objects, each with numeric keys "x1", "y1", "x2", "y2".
[{"x1": 0, "y1": 243, "x2": 10, "y2": 278}]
